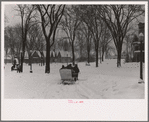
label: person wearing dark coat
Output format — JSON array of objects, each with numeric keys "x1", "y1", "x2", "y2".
[
  {"x1": 72, "y1": 64, "x2": 80, "y2": 81},
  {"x1": 66, "y1": 64, "x2": 77, "y2": 78},
  {"x1": 66, "y1": 64, "x2": 72, "y2": 69},
  {"x1": 73, "y1": 64, "x2": 80, "y2": 73},
  {"x1": 60, "y1": 65, "x2": 66, "y2": 70}
]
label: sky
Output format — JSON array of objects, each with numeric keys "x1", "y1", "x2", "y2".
[
  {"x1": 4, "y1": 4, "x2": 145, "y2": 27},
  {"x1": 4, "y1": 4, "x2": 145, "y2": 54},
  {"x1": 4, "y1": 4, "x2": 20, "y2": 26}
]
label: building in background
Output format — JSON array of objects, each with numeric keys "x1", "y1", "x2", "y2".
[
  {"x1": 133, "y1": 23, "x2": 144, "y2": 62},
  {"x1": 56, "y1": 51, "x2": 71, "y2": 63}
]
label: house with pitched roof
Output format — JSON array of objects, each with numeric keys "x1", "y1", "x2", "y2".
[
  {"x1": 56, "y1": 51, "x2": 71, "y2": 63},
  {"x1": 30, "y1": 50, "x2": 42, "y2": 63},
  {"x1": 42, "y1": 50, "x2": 71, "y2": 63},
  {"x1": 20, "y1": 50, "x2": 72, "y2": 64}
]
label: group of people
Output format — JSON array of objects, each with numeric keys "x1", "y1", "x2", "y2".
[
  {"x1": 11, "y1": 57, "x2": 19, "y2": 69},
  {"x1": 11, "y1": 57, "x2": 21, "y2": 73},
  {"x1": 60, "y1": 64, "x2": 80, "y2": 81}
]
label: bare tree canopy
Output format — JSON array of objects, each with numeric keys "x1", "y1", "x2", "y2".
[
  {"x1": 15, "y1": 4, "x2": 37, "y2": 72},
  {"x1": 96, "y1": 5, "x2": 145, "y2": 67},
  {"x1": 77, "y1": 5, "x2": 106, "y2": 67},
  {"x1": 5, "y1": 4, "x2": 145, "y2": 70},
  {"x1": 35, "y1": 4, "x2": 65, "y2": 73},
  {"x1": 60, "y1": 5, "x2": 81, "y2": 65}
]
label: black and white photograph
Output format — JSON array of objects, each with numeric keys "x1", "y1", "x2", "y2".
[{"x1": 1, "y1": 1, "x2": 148, "y2": 121}]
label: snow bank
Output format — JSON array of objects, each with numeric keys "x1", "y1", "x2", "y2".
[{"x1": 4, "y1": 59, "x2": 145, "y2": 99}]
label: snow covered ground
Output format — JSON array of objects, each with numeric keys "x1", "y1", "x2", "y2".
[{"x1": 4, "y1": 59, "x2": 145, "y2": 99}]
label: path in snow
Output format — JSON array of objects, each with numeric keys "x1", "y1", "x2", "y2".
[{"x1": 4, "y1": 59, "x2": 145, "y2": 99}]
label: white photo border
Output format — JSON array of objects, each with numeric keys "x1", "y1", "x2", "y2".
[{"x1": 1, "y1": 1, "x2": 148, "y2": 121}]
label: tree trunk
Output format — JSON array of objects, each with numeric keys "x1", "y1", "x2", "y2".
[
  {"x1": 5, "y1": 55, "x2": 7, "y2": 64},
  {"x1": 45, "y1": 41, "x2": 50, "y2": 73},
  {"x1": 22, "y1": 29, "x2": 28, "y2": 71},
  {"x1": 96, "y1": 48, "x2": 98, "y2": 67},
  {"x1": 5, "y1": 50, "x2": 8, "y2": 64},
  {"x1": 87, "y1": 37, "x2": 90, "y2": 64},
  {"x1": 29, "y1": 55, "x2": 31, "y2": 65},
  {"x1": 125, "y1": 41, "x2": 129, "y2": 62},
  {"x1": 87, "y1": 41, "x2": 90, "y2": 64},
  {"x1": 102, "y1": 52, "x2": 104, "y2": 62},
  {"x1": 95, "y1": 38, "x2": 99, "y2": 67},
  {"x1": 20, "y1": 52, "x2": 23, "y2": 72},
  {"x1": 20, "y1": 50, "x2": 23, "y2": 72},
  {"x1": 72, "y1": 43, "x2": 75, "y2": 65},
  {"x1": 100, "y1": 48, "x2": 102, "y2": 64},
  {"x1": 20, "y1": 15, "x2": 24, "y2": 72},
  {"x1": 87, "y1": 48, "x2": 90, "y2": 64},
  {"x1": 102, "y1": 46, "x2": 104, "y2": 62},
  {"x1": 20, "y1": 39, "x2": 25, "y2": 72},
  {"x1": 117, "y1": 49, "x2": 122, "y2": 67}
]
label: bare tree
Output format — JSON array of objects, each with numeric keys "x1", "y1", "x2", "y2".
[
  {"x1": 77, "y1": 22, "x2": 92, "y2": 64},
  {"x1": 98, "y1": 5, "x2": 144, "y2": 67},
  {"x1": 26, "y1": 24, "x2": 37, "y2": 65},
  {"x1": 61, "y1": 5, "x2": 81, "y2": 65},
  {"x1": 4, "y1": 26, "x2": 16, "y2": 58},
  {"x1": 76, "y1": 30, "x2": 85, "y2": 60},
  {"x1": 15, "y1": 4, "x2": 37, "y2": 72},
  {"x1": 105, "y1": 45, "x2": 116, "y2": 59},
  {"x1": 4, "y1": 25, "x2": 22, "y2": 63},
  {"x1": 25, "y1": 24, "x2": 45, "y2": 65},
  {"x1": 79, "y1": 5, "x2": 104, "y2": 67},
  {"x1": 4, "y1": 26, "x2": 10, "y2": 64},
  {"x1": 14, "y1": 24, "x2": 22, "y2": 58},
  {"x1": 36, "y1": 4, "x2": 65, "y2": 73},
  {"x1": 34, "y1": 26, "x2": 46, "y2": 66},
  {"x1": 54, "y1": 37, "x2": 70, "y2": 51},
  {"x1": 100, "y1": 26, "x2": 112, "y2": 62}
]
